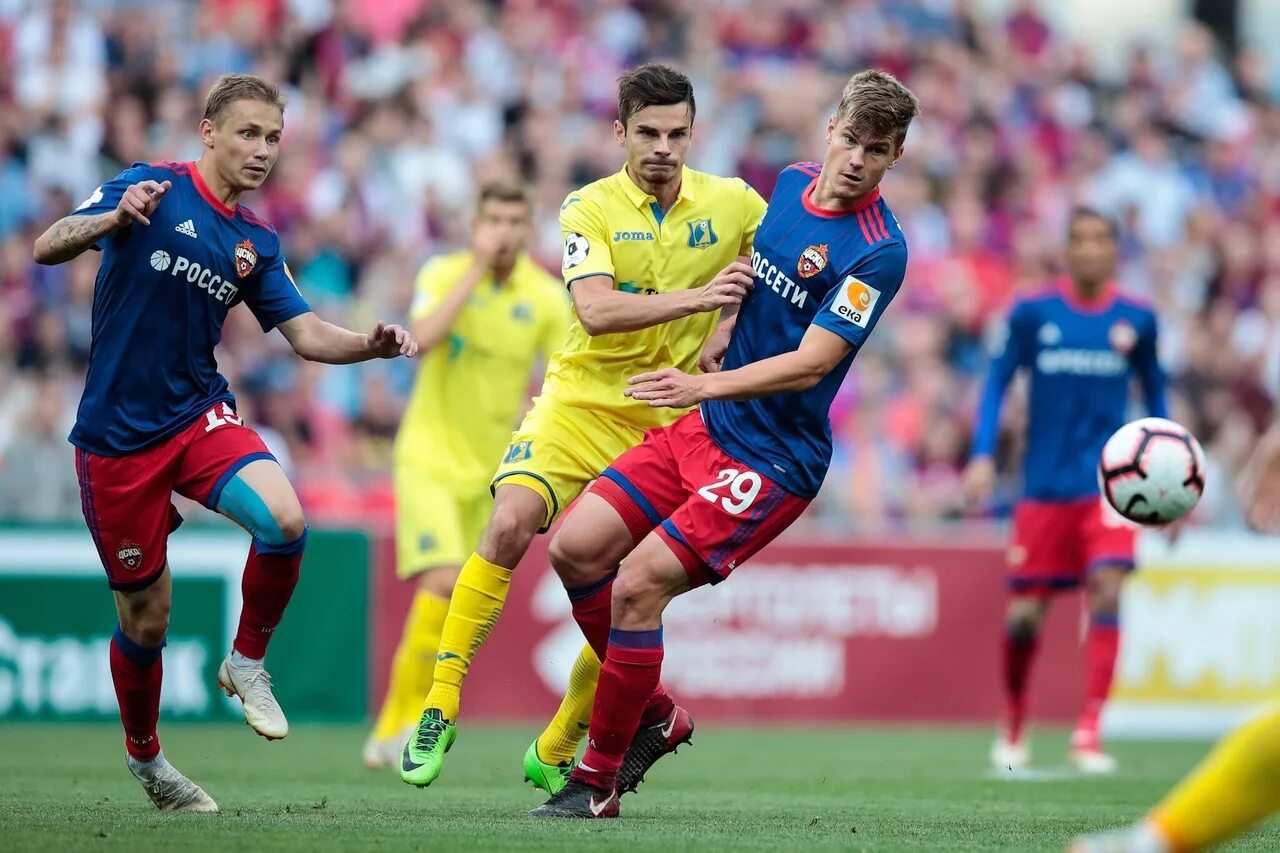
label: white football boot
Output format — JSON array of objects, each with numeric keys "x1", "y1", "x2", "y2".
[
  {"x1": 990, "y1": 729, "x2": 1031, "y2": 771},
  {"x1": 218, "y1": 655, "x2": 289, "y2": 740},
  {"x1": 127, "y1": 753, "x2": 218, "y2": 812},
  {"x1": 1069, "y1": 729, "x2": 1119, "y2": 775}
]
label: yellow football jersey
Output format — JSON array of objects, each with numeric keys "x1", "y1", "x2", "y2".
[
  {"x1": 395, "y1": 251, "x2": 570, "y2": 491},
  {"x1": 547, "y1": 164, "x2": 767, "y2": 429}
]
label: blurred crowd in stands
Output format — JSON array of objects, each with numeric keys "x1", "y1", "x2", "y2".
[{"x1": 1, "y1": 0, "x2": 1275, "y2": 533}]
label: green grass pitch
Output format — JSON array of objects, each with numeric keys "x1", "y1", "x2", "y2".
[{"x1": 1, "y1": 722, "x2": 1276, "y2": 851}]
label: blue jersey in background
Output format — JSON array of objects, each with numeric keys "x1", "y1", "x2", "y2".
[{"x1": 972, "y1": 285, "x2": 1167, "y2": 502}]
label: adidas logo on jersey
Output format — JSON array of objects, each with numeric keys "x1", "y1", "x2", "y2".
[{"x1": 175, "y1": 219, "x2": 198, "y2": 238}]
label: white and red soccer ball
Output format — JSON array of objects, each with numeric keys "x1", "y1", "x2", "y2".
[{"x1": 1098, "y1": 417, "x2": 1206, "y2": 526}]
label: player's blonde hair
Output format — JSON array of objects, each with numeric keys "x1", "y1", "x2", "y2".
[
  {"x1": 202, "y1": 74, "x2": 286, "y2": 127},
  {"x1": 835, "y1": 70, "x2": 920, "y2": 148}
]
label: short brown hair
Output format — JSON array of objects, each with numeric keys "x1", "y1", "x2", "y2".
[
  {"x1": 202, "y1": 74, "x2": 286, "y2": 127},
  {"x1": 835, "y1": 70, "x2": 920, "y2": 148},
  {"x1": 477, "y1": 178, "x2": 531, "y2": 211},
  {"x1": 1068, "y1": 206, "x2": 1119, "y2": 241},
  {"x1": 617, "y1": 64, "x2": 695, "y2": 129}
]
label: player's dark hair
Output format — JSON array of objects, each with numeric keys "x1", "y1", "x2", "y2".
[
  {"x1": 835, "y1": 69, "x2": 920, "y2": 148},
  {"x1": 1067, "y1": 206, "x2": 1119, "y2": 241},
  {"x1": 202, "y1": 74, "x2": 286, "y2": 127},
  {"x1": 617, "y1": 64, "x2": 695, "y2": 129},
  {"x1": 477, "y1": 178, "x2": 532, "y2": 211}
]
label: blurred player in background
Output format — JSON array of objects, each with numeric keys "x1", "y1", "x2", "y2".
[
  {"x1": 964, "y1": 209, "x2": 1168, "y2": 775},
  {"x1": 1069, "y1": 421, "x2": 1280, "y2": 852},
  {"x1": 529, "y1": 69, "x2": 918, "y2": 818},
  {"x1": 362, "y1": 180, "x2": 570, "y2": 769},
  {"x1": 32, "y1": 74, "x2": 417, "y2": 812},
  {"x1": 399, "y1": 63, "x2": 766, "y2": 792}
]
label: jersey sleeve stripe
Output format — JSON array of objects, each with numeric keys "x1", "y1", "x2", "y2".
[
  {"x1": 147, "y1": 160, "x2": 189, "y2": 175},
  {"x1": 867, "y1": 205, "x2": 891, "y2": 241},
  {"x1": 855, "y1": 210, "x2": 876, "y2": 244},
  {"x1": 238, "y1": 206, "x2": 274, "y2": 230}
]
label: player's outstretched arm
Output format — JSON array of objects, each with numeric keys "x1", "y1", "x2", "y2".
[
  {"x1": 571, "y1": 260, "x2": 754, "y2": 335},
  {"x1": 965, "y1": 303, "x2": 1029, "y2": 504},
  {"x1": 278, "y1": 313, "x2": 418, "y2": 364},
  {"x1": 33, "y1": 180, "x2": 171, "y2": 265},
  {"x1": 626, "y1": 324, "x2": 852, "y2": 408}
]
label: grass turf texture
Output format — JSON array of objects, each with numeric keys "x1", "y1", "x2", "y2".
[{"x1": 2, "y1": 722, "x2": 1277, "y2": 852}]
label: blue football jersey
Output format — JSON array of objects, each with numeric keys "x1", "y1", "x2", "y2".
[
  {"x1": 972, "y1": 285, "x2": 1168, "y2": 501},
  {"x1": 68, "y1": 161, "x2": 311, "y2": 456},
  {"x1": 702, "y1": 163, "x2": 908, "y2": 498}
]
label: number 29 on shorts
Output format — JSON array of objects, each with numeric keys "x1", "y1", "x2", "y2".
[{"x1": 697, "y1": 468, "x2": 762, "y2": 515}]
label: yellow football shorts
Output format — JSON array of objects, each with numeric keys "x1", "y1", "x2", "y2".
[
  {"x1": 491, "y1": 395, "x2": 647, "y2": 532},
  {"x1": 394, "y1": 461, "x2": 492, "y2": 579}
]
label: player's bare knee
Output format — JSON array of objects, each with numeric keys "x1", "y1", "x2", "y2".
[
  {"x1": 269, "y1": 499, "x2": 307, "y2": 544},
  {"x1": 548, "y1": 532, "x2": 605, "y2": 588},
  {"x1": 1006, "y1": 597, "x2": 1044, "y2": 635},
  {"x1": 420, "y1": 567, "x2": 460, "y2": 598},
  {"x1": 1088, "y1": 568, "x2": 1125, "y2": 616},
  {"x1": 1089, "y1": 586, "x2": 1122, "y2": 618},
  {"x1": 610, "y1": 564, "x2": 665, "y2": 623},
  {"x1": 119, "y1": 592, "x2": 171, "y2": 646},
  {"x1": 479, "y1": 500, "x2": 541, "y2": 567}
]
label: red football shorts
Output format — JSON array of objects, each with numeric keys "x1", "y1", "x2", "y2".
[
  {"x1": 74, "y1": 401, "x2": 274, "y2": 591},
  {"x1": 589, "y1": 409, "x2": 810, "y2": 587},
  {"x1": 1007, "y1": 496, "x2": 1138, "y2": 595}
]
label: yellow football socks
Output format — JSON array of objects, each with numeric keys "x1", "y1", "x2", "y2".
[
  {"x1": 535, "y1": 642, "x2": 601, "y2": 764},
  {"x1": 372, "y1": 590, "x2": 450, "y2": 740},
  {"x1": 1151, "y1": 705, "x2": 1280, "y2": 851},
  {"x1": 424, "y1": 553, "x2": 512, "y2": 721}
]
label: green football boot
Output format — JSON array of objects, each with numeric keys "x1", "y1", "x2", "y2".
[
  {"x1": 522, "y1": 740, "x2": 576, "y2": 795},
  {"x1": 399, "y1": 708, "x2": 456, "y2": 788}
]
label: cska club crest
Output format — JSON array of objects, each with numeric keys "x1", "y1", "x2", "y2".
[
  {"x1": 797, "y1": 244, "x2": 829, "y2": 278},
  {"x1": 234, "y1": 239, "x2": 258, "y2": 279},
  {"x1": 116, "y1": 541, "x2": 143, "y2": 571},
  {"x1": 1108, "y1": 319, "x2": 1137, "y2": 355}
]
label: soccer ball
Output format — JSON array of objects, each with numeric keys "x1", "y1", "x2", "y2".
[{"x1": 1098, "y1": 417, "x2": 1206, "y2": 526}]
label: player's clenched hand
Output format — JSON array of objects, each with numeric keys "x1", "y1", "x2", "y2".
[
  {"x1": 470, "y1": 223, "x2": 503, "y2": 270},
  {"x1": 368, "y1": 322, "x2": 419, "y2": 359},
  {"x1": 699, "y1": 326, "x2": 732, "y2": 373},
  {"x1": 693, "y1": 261, "x2": 755, "y2": 313},
  {"x1": 625, "y1": 367, "x2": 707, "y2": 408},
  {"x1": 113, "y1": 180, "x2": 172, "y2": 227},
  {"x1": 962, "y1": 457, "x2": 997, "y2": 506}
]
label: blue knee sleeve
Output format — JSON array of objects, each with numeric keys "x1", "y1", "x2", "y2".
[
  {"x1": 256, "y1": 527, "x2": 308, "y2": 556},
  {"x1": 216, "y1": 472, "x2": 300, "y2": 547},
  {"x1": 112, "y1": 625, "x2": 165, "y2": 661}
]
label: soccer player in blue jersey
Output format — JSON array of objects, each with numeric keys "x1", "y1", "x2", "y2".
[
  {"x1": 524, "y1": 69, "x2": 920, "y2": 819},
  {"x1": 32, "y1": 74, "x2": 417, "y2": 812},
  {"x1": 963, "y1": 209, "x2": 1168, "y2": 776}
]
